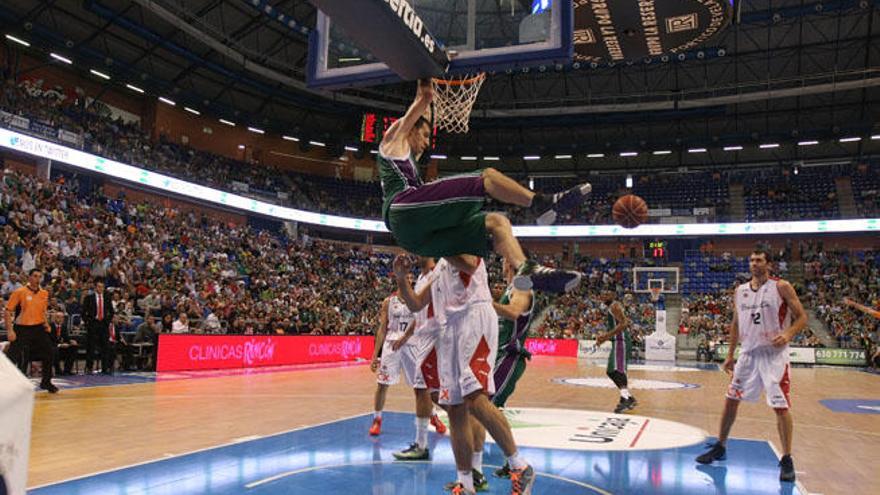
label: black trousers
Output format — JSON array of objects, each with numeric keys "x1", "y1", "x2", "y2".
[
  {"x1": 8, "y1": 324, "x2": 54, "y2": 385},
  {"x1": 85, "y1": 323, "x2": 114, "y2": 372},
  {"x1": 54, "y1": 343, "x2": 79, "y2": 375}
]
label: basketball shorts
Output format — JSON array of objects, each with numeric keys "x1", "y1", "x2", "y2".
[
  {"x1": 386, "y1": 172, "x2": 488, "y2": 258},
  {"x1": 376, "y1": 339, "x2": 403, "y2": 386},
  {"x1": 438, "y1": 302, "x2": 499, "y2": 406},
  {"x1": 491, "y1": 351, "x2": 528, "y2": 408},
  {"x1": 401, "y1": 327, "x2": 440, "y2": 391},
  {"x1": 726, "y1": 347, "x2": 791, "y2": 409},
  {"x1": 607, "y1": 333, "x2": 632, "y2": 375}
]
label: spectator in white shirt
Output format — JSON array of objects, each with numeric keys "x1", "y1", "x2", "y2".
[{"x1": 171, "y1": 313, "x2": 190, "y2": 333}]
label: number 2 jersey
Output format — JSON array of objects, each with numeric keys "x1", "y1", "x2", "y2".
[{"x1": 735, "y1": 278, "x2": 791, "y2": 354}]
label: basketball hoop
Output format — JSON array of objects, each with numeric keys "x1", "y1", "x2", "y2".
[
  {"x1": 650, "y1": 287, "x2": 662, "y2": 303},
  {"x1": 431, "y1": 73, "x2": 486, "y2": 134}
]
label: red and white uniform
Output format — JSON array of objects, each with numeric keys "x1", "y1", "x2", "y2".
[
  {"x1": 726, "y1": 278, "x2": 793, "y2": 409},
  {"x1": 377, "y1": 295, "x2": 414, "y2": 385},
  {"x1": 434, "y1": 258, "x2": 498, "y2": 406},
  {"x1": 401, "y1": 268, "x2": 442, "y2": 391}
]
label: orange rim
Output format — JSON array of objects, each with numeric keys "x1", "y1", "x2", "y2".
[{"x1": 431, "y1": 73, "x2": 486, "y2": 86}]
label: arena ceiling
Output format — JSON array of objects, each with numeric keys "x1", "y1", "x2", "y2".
[{"x1": 1, "y1": 0, "x2": 879, "y2": 173}]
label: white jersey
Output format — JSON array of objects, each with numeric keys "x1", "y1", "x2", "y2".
[
  {"x1": 435, "y1": 258, "x2": 492, "y2": 319},
  {"x1": 386, "y1": 295, "x2": 414, "y2": 341},
  {"x1": 414, "y1": 269, "x2": 440, "y2": 335},
  {"x1": 736, "y1": 278, "x2": 791, "y2": 354}
]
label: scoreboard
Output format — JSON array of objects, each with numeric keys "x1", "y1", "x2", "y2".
[
  {"x1": 360, "y1": 112, "x2": 397, "y2": 144},
  {"x1": 360, "y1": 112, "x2": 438, "y2": 145},
  {"x1": 646, "y1": 240, "x2": 668, "y2": 259}
]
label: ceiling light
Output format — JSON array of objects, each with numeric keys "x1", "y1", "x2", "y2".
[
  {"x1": 653, "y1": 150, "x2": 672, "y2": 155},
  {"x1": 309, "y1": 140, "x2": 325, "y2": 147},
  {"x1": 461, "y1": 156, "x2": 477, "y2": 160},
  {"x1": 554, "y1": 154, "x2": 572, "y2": 159},
  {"x1": 282, "y1": 135, "x2": 299, "y2": 141},
  {"x1": 125, "y1": 84, "x2": 144, "y2": 94},
  {"x1": 523, "y1": 155, "x2": 540, "y2": 161},
  {"x1": 839, "y1": 137, "x2": 861, "y2": 143},
  {"x1": 4, "y1": 34, "x2": 30, "y2": 47},
  {"x1": 797, "y1": 140, "x2": 819, "y2": 146},
  {"x1": 248, "y1": 127, "x2": 265, "y2": 134},
  {"x1": 430, "y1": 154, "x2": 447, "y2": 160},
  {"x1": 219, "y1": 119, "x2": 236, "y2": 126},
  {"x1": 89, "y1": 69, "x2": 110, "y2": 80},
  {"x1": 620, "y1": 152, "x2": 638, "y2": 157},
  {"x1": 184, "y1": 107, "x2": 200, "y2": 115},
  {"x1": 587, "y1": 153, "x2": 605, "y2": 158},
  {"x1": 723, "y1": 145, "x2": 743, "y2": 151},
  {"x1": 50, "y1": 53, "x2": 73, "y2": 64},
  {"x1": 759, "y1": 143, "x2": 780, "y2": 149},
  {"x1": 484, "y1": 156, "x2": 500, "y2": 161},
  {"x1": 158, "y1": 97, "x2": 176, "y2": 106},
  {"x1": 688, "y1": 148, "x2": 707, "y2": 153},
  {"x1": 344, "y1": 146, "x2": 358, "y2": 152}
]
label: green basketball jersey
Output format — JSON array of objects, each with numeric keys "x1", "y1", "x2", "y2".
[{"x1": 377, "y1": 152, "x2": 422, "y2": 219}]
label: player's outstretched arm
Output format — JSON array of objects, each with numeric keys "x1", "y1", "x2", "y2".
[
  {"x1": 380, "y1": 79, "x2": 433, "y2": 156},
  {"x1": 773, "y1": 280, "x2": 808, "y2": 347},
  {"x1": 843, "y1": 297, "x2": 880, "y2": 319}
]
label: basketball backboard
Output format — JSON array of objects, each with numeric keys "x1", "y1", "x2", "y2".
[
  {"x1": 307, "y1": 0, "x2": 573, "y2": 89},
  {"x1": 633, "y1": 267, "x2": 680, "y2": 294}
]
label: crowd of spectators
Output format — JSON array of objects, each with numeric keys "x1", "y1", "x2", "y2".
[
  {"x1": 0, "y1": 167, "x2": 399, "y2": 370},
  {"x1": 6, "y1": 77, "x2": 876, "y2": 230},
  {"x1": 535, "y1": 256, "x2": 655, "y2": 345},
  {"x1": 806, "y1": 248, "x2": 879, "y2": 350}
]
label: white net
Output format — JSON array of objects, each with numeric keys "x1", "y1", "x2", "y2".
[{"x1": 431, "y1": 73, "x2": 486, "y2": 134}]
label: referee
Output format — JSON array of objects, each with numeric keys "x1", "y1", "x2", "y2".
[{"x1": 5, "y1": 268, "x2": 58, "y2": 393}]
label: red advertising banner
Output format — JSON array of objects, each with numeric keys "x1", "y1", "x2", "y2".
[
  {"x1": 157, "y1": 335, "x2": 375, "y2": 372},
  {"x1": 524, "y1": 338, "x2": 579, "y2": 357}
]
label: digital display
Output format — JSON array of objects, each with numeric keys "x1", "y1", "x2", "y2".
[
  {"x1": 360, "y1": 112, "x2": 437, "y2": 146},
  {"x1": 647, "y1": 240, "x2": 667, "y2": 258}
]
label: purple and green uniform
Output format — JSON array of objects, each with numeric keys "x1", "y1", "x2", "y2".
[
  {"x1": 606, "y1": 304, "x2": 632, "y2": 374},
  {"x1": 491, "y1": 285, "x2": 544, "y2": 407},
  {"x1": 378, "y1": 151, "x2": 488, "y2": 257}
]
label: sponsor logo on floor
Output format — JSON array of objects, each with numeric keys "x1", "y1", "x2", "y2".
[{"x1": 438, "y1": 407, "x2": 706, "y2": 451}]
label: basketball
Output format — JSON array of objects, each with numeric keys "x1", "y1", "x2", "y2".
[{"x1": 613, "y1": 194, "x2": 649, "y2": 229}]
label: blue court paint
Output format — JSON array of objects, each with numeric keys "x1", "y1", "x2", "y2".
[
  {"x1": 820, "y1": 399, "x2": 880, "y2": 414},
  {"x1": 30, "y1": 412, "x2": 805, "y2": 495}
]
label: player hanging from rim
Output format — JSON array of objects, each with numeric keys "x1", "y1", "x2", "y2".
[
  {"x1": 393, "y1": 254, "x2": 537, "y2": 495},
  {"x1": 696, "y1": 249, "x2": 807, "y2": 483},
  {"x1": 378, "y1": 80, "x2": 588, "y2": 294},
  {"x1": 369, "y1": 283, "x2": 436, "y2": 436},
  {"x1": 595, "y1": 288, "x2": 637, "y2": 414},
  {"x1": 391, "y1": 256, "x2": 448, "y2": 460},
  {"x1": 472, "y1": 255, "x2": 546, "y2": 481}
]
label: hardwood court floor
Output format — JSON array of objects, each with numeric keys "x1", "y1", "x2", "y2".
[{"x1": 28, "y1": 358, "x2": 880, "y2": 494}]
